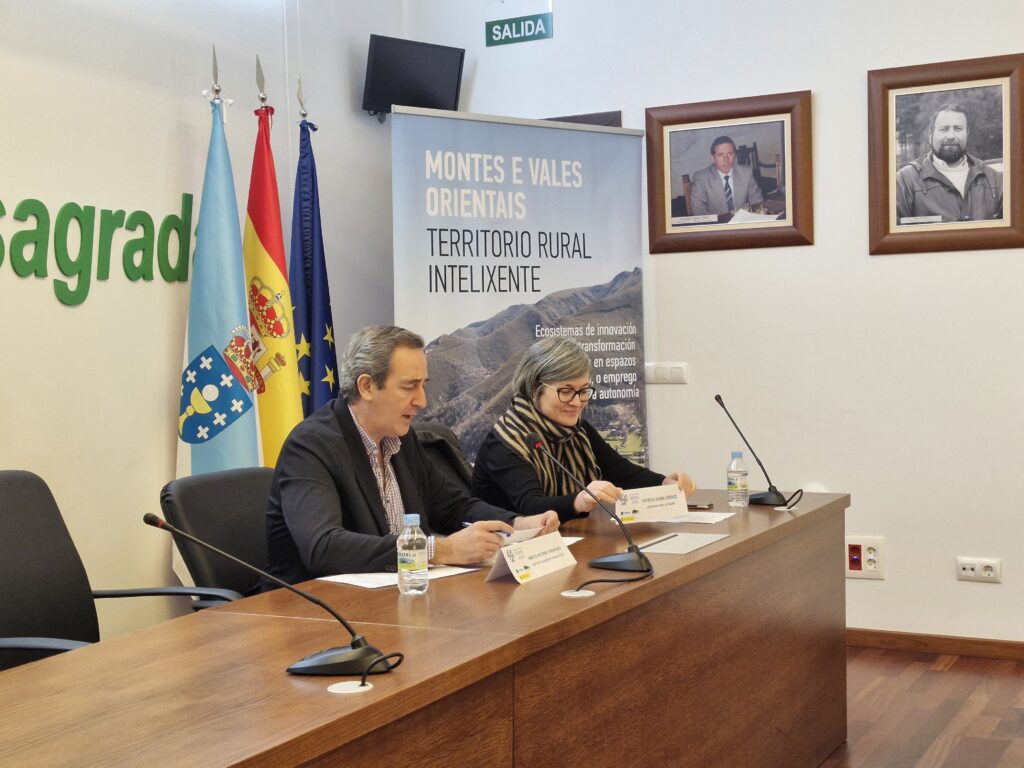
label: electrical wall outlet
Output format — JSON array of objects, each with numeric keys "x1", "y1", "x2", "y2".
[
  {"x1": 956, "y1": 556, "x2": 1002, "y2": 583},
  {"x1": 644, "y1": 362, "x2": 688, "y2": 384},
  {"x1": 846, "y1": 536, "x2": 885, "y2": 579}
]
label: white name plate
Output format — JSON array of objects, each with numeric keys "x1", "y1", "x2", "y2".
[
  {"x1": 671, "y1": 214, "x2": 719, "y2": 225},
  {"x1": 616, "y1": 484, "x2": 687, "y2": 523},
  {"x1": 486, "y1": 531, "x2": 576, "y2": 584}
]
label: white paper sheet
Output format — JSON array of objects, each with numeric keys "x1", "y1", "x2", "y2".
[
  {"x1": 639, "y1": 532, "x2": 728, "y2": 555},
  {"x1": 318, "y1": 565, "x2": 476, "y2": 589},
  {"x1": 729, "y1": 209, "x2": 782, "y2": 223},
  {"x1": 658, "y1": 511, "x2": 735, "y2": 524}
]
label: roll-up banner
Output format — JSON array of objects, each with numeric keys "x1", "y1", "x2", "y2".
[{"x1": 392, "y1": 107, "x2": 648, "y2": 463}]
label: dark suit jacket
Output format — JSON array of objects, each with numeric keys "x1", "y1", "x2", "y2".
[
  {"x1": 690, "y1": 162, "x2": 763, "y2": 216},
  {"x1": 264, "y1": 399, "x2": 516, "y2": 584}
]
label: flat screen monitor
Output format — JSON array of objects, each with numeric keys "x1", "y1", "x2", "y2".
[{"x1": 361, "y1": 34, "x2": 465, "y2": 116}]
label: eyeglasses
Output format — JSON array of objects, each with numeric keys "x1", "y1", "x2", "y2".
[{"x1": 542, "y1": 383, "x2": 596, "y2": 403}]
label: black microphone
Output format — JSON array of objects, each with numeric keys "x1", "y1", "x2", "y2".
[
  {"x1": 524, "y1": 434, "x2": 651, "y2": 573},
  {"x1": 143, "y1": 512, "x2": 401, "y2": 677},
  {"x1": 713, "y1": 394, "x2": 788, "y2": 506}
]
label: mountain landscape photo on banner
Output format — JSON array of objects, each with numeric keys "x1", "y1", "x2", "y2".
[{"x1": 418, "y1": 268, "x2": 646, "y2": 464}]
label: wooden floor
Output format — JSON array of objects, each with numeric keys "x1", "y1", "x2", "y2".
[{"x1": 821, "y1": 647, "x2": 1024, "y2": 767}]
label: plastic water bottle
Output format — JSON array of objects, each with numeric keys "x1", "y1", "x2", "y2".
[
  {"x1": 727, "y1": 451, "x2": 749, "y2": 507},
  {"x1": 397, "y1": 513, "x2": 428, "y2": 595}
]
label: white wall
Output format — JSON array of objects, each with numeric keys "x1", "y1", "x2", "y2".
[
  {"x1": 1, "y1": 0, "x2": 401, "y2": 638},
  {"x1": 4, "y1": 0, "x2": 1022, "y2": 643},
  {"x1": 407, "y1": 0, "x2": 1024, "y2": 640}
]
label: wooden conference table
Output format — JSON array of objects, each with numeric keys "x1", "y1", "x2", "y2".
[{"x1": 0, "y1": 489, "x2": 850, "y2": 767}]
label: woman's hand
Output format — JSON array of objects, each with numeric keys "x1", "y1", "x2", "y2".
[
  {"x1": 663, "y1": 472, "x2": 697, "y2": 496},
  {"x1": 574, "y1": 480, "x2": 623, "y2": 513},
  {"x1": 515, "y1": 510, "x2": 560, "y2": 535}
]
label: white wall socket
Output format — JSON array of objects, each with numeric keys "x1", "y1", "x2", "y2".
[
  {"x1": 956, "y1": 556, "x2": 1002, "y2": 583},
  {"x1": 644, "y1": 362, "x2": 688, "y2": 384},
  {"x1": 845, "y1": 535, "x2": 885, "y2": 580}
]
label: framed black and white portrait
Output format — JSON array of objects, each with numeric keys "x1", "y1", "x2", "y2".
[{"x1": 869, "y1": 54, "x2": 1024, "y2": 255}]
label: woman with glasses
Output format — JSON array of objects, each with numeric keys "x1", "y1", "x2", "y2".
[{"x1": 471, "y1": 337, "x2": 697, "y2": 522}]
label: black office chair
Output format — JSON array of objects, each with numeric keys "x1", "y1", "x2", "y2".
[
  {"x1": 736, "y1": 141, "x2": 779, "y2": 196},
  {"x1": 413, "y1": 421, "x2": 474, "y2": 493},
  {"x1": 159, "y1": 467, "x2": 274, "y2": 598},
  {"x1": 0, "y1": 470, "x2": 241, "y2": 671}
]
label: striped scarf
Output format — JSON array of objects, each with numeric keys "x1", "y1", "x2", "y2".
[{"x1": 492, "y1": 394, "x2": 600, "y2": 496}]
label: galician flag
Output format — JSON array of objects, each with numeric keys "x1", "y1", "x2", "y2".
[
  {"x1": 176, "y1": 99, "x2": 260, "y2": 478},
  {"x1": 242, "y1": 104, "x2": 302, "y2": 467},
  {"x1": 289, "y1": 119, "x2": 339, "y2": 416}
]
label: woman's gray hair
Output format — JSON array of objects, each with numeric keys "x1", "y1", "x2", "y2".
[
  {"x1": 339, "y1": 325, "x2": 425, "y2": 403},
  {"x1": 512, "y1": 337, "x2": 592, "y2": 401}
]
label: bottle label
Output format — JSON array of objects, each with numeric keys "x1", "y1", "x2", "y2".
[
  {"x1": 727, "y1": 475, "x2": 748, "y2": 491},
  {"x1": 398, "y1": 549, "x2": 427, "y2": 571}
]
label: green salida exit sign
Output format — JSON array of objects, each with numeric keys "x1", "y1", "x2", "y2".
[{"x1": 486, "y1": 12, "x2": 553, "y2": 46}]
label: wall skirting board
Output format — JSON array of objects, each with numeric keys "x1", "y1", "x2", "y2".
[{"x1": 847, "y1": 629, "x2": 1024, "y2": 661}]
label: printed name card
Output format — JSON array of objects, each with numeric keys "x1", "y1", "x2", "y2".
[
  {"x1": 486, "y1": 531, "x2": 576, "y2": 583},
  {"x1": 615, "y1": 484, "x2": 687, "y2": 523}
]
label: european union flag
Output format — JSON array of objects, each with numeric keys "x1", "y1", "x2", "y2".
[{"x1": 289, "y1": 119, "x2": 339, "y2": 416}]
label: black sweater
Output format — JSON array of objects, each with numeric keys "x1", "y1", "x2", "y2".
[{"x1": 471, "y1": 419, "x2": 664, "y2": 522}]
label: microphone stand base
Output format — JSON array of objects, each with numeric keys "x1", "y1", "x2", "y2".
[
  {"x1": 287, "y1": 642, "x2": 388, "y2": 676},
  {"x1": 750, "y1": 487, "x2": 788, "y2": 506},
  {"x1": 588, "y1": 548, "x2": 651, "y2": 572}
]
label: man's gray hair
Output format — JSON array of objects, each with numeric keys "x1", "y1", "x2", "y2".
[
  {"x1": 339, "y1": 325, "x2": 425, "y2": 403},
  {"x1": 512, "y1": 337, "x2": 592, "y2": 402}
]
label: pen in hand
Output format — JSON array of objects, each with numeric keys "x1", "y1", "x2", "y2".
[{"x1": 462, "y1": 521, "x2": 510, "y2": 537}]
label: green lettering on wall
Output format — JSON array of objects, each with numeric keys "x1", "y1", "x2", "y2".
[
  {"x1": 10, "y1": 198, "x2": 50, "y2": 277},
  {"x1": 122, "y1": 210, "x2": 155, "y2": 281},
  {"x1": 157, "y1": 193, "x2": 193, "y2": 282},
  {"x1": 97, "y1": 208, "x2": 126, "y2": 281},
  {"x1": 53, "y1": 202, "x2": 96, "y2": 306},
  {"x1": 0, "y1": 198, "x2": 6, "y2": 267},
  {"x1": 3, "y1": 191, "x2": 195, "y2": 303}
]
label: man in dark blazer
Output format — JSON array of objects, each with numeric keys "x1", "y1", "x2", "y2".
[
  {"x1": 264, "y1": 325, "x2": 559, "y2": 584},
  {"x1": 689, "y1": 135, "x2": 764, "y2": 216}
]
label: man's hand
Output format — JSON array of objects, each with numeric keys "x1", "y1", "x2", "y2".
[
  {"x1": 663, "y1": 471, "x2": 697, "y2": 496},
  {"x1": 514, "y1": 510, "x2": 560, "y2": 535},
  {"x1": 573, "y1": 480, "x2": 623, "y2": 513},
  {"x1": 432, "y1": 520, "x2": 513, "y2": 565}
]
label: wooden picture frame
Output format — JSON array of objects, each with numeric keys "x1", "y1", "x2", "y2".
[
  {"x1": 645, "y1": 90, "x2": 813, "y2": 253},
  {"x1": 868, "y1": 54, "x2": 1024, "y2": 255}
]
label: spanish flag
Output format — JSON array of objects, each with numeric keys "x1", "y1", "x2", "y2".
[{"x1": 242, "y1": 105, "x2": 302, "y2": 467}]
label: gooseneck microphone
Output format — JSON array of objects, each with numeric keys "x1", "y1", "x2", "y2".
[
  {"x1": 525, "y1": 434, "x2": 651, "y2": 573},
  {"x1": 143, "y1": 513, "x2": 402, "y2": 677},
  {"x1": 713, "y1": 394, "x2": 788, "y2": 506}
]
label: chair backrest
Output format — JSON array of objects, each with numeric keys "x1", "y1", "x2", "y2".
[
  {"x1": 159, "y1": 467, "x2": 273, "y2": 596},
  {"x1": 413, "y1": 421, "x2": 473, "y2": 493},
  {"x1": 0, "y1": 470, "x2": 100, "y2": 670}
]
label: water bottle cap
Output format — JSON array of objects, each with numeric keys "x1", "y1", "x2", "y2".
[
  {"x1": 731, "y1": 451, "x2": 743, "y2": 459},
  {"x1": 403, "y1": 514, "x2": 420, "y2": 526}
]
